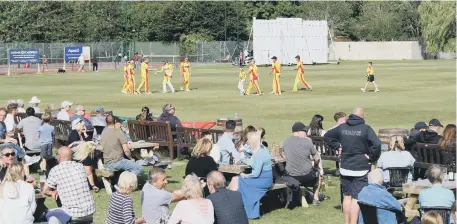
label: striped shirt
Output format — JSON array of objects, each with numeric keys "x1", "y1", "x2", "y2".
[{"x1": 106, "y1": 192, "x2": 135, "y2": 224}]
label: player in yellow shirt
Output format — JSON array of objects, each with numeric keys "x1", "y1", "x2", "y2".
[
  {"x1": 180, "y1": 57, "x2": 191, "y2": 91},
  {"x1": 245, "y1": 60, "x2": 261, "y2": 95},
  {"x1": 361, "y1": 62, "x2": 379, "y2": 92},
  {"x1": 293, "y1": 55, "x2": 312, "y2": 91},
  {"x1": 237, "y1": 68, "x2": 247, "y2": 96},
  {"x1": 121, "y1": 61, "x2": 130, "y2": 94},
  {"x1": 270, "y1": 56, "x2": 281, "y2": 96},
  {"x1": 127, "y1": 60, "x2": 137, "y2": 94},
  {"x1": 137, "y1": 59, "x2": 151, "y2": 94},
  {"x1": 159, "y1": 60, "x2": 175, "y2": 93}
]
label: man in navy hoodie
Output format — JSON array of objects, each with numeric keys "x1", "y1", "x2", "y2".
[{"x1": 324, "y1": 108, "x2": 381, "y2": 224}]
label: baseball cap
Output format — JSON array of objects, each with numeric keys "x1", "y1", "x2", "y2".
[
  {"x1": 429, "y1": 119, "x2": 443, "y2": 127},
  {"x1": 271, "y1": 56, "x2": 277, "y2": 60},
  {"x1": 292, "y1": 122, "x2": 307, "y2": 133},
  {"x1": 295, "y1": 55, "x2": 300, "y2": 59},
  {"x1": 95, "y1": 106, "x2": 104, "y2": 113},
  {"x1": 71, "y1": 118, "x2": 83, "y2": 130},
  {"x1": 61, "y1": 101, "x2": 73, "y2": 108},
  {"x1": 163, "y1": 104, "x2": 174, "y2": 112},
  {"x1": 414, "y1": 122, "x2": 428, "y2": 130}
]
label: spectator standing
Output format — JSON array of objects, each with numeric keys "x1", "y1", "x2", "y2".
[
  {"x1": 56, "y1": 101, "x2": 73, "y2": 121},
  {"x1": 419, "y1": 165, "x2": 455, "y2": 208},
  {"x1": 185, "y1": 138, "x2": 218, "y2": 178},
  {"x1": 101, "y1": 115, "x2": 143, "y2": 175},
  {"x1": 283, "y1": 122, "x2": 321, "y2": 205},
  {"x1": 228, "y1": 131, "x2": 272, "y2": 219},
  {"x1": 324, "y1": 108, "x2": 381, "y2": 224},
  {"x1": 0, "y1": 163, "x2": 36, "y2": 224},
  {"x1": 207, "y1": 171, "x2": 249, "y2": 224},
  {"x1": 37, "y1": 114, "x2": 54, "y2": 160},
  {"x1": 414, "y1": 119, "x2": 443, "y2": 144},
  {"x1": 16, "y1": 99, "x2": 26, "y2": 113},
  {"x1": 357, "y1": 169, "x2": 402, "y2": 224},
  {"x1": 168, "y1": 174, "x2": 214, "y2": 224},
  {"x1": 377, "y1": 135, "x2": 415, "y2": 183},
  {"x1": 28, "y1": 96, "x2": 41, "y2": 113},
  {"x1": 17, "y1": 107, "x2": 42, "y2": 150},
  {"x1": 217, "y1": 120, "x2": 240, "y2": 164},
  {"x1": 157, "y1": 104, "x2": 182, "y2": 131},
  {"x1": 141, "y1": 167, "x2": 184, "y2": 224},
  {"x1": 106, "y1": 171, "x2": 144, "y2": 224},
  {"x1": 439, "y1": 124, "x2": 456, "y2": 148},
  {"x1": 42, "y1": 147, "x2": 95, "y2": 222},
  {"x1": 70, "y1": 105, "x2": 94, "y2": 132}
]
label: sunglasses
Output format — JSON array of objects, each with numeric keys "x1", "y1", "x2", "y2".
[{"x1": 3, "y1": 152, "x2": 15, "y2": 157}]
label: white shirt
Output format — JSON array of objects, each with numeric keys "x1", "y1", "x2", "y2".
[
  {"x1": 57, "y1": 109, "x2": 70, "y2": 121},
  {"x1": 209, "y1": 143, "x2": 221, "y2": 163},
  {"x1": 78, "y1": 56, "x2": 85, "y2": 65},
  {"x1": 168, "y1": 199, "x2": 214, "y2": 224},
  {"x1": 0, "y1": 180, "x2": 36, "y2": 224},
  {"x1": 4, "y1": 114, "x2": 16, "y2": 134},
  {"x1": 377, "y1": 150, "x2": 415, "y2": 182}
]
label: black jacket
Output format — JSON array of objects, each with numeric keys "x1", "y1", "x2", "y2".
[
  {"x1": 324, "y1": 114, "x2": 381, "y2": 172},
  {"x1": 207, "y1": 188, "x2": 249, "y2": 224},
  {"x1": 157, "y1": 112, "x2": 182, "y2": 131},
  {"x1": 414, "y1": 130, "x2": 442, "y2": 144}
]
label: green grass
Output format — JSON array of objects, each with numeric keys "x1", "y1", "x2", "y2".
[{"x1": 2, "y1": 60, "x2": 455, "y2": 223}]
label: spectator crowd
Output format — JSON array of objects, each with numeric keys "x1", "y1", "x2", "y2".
[{"x1": 0, "y1": 96, "x2": 455, "y2": 224}]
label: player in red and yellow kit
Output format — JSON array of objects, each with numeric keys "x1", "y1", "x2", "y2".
[
  {"x1": 121, "y1": 61, "x2": 130, "y2": 94},
  {"x1": 293, "y1": 55, "x2": 312, "y2": 91},
  {"x1": 127, "y1": 60, "x2": 137, "y2": 94},
  {"x1": 180, "y1": 57, "x2": 191, "y2": 91},
  {"x1": 137, "y1": 59, "x2": 150, "y2": 94},
  {"x1": 361, "y1": 62, "x2": 379, "y2": 92},
  {"x1": 271, "y1": 56, "x2": 281, "y2": 95},
  {"x1": 245, "y1": 60, "x2": 262, "y2": 95},
  {"x1": 159, "y1": 60, "x2": 175, "y2": 93}
]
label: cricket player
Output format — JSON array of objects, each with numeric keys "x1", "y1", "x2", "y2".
[
  {"x1": 293, "y1": 55, "x2": 312, "y2": 91},
  {"x1": 246, "y1": 60, "x2": 261, "y2": 95},
  {"x1": 271, "y1": 56, "x2": 281, "y2": 95},
  {"x1": 361, "y1": 62, "x2": 379, "y2": 92},
  {"x1": 43, "y1": 55, "x2": 48, "y2": 72},
  {"x1": 159, "y1": 60, "x2": 175, "y2": 93},
  {"x1": 137, "y1": 59, "x2": 151, "y2": 94},
  {"x1": 238, "y1": 68, "x2": 247, "y2": 95},
  {"x1": 121, "y1": 61, "x2": 130, "y2": 94},
  {"x1": 127, "y1": 60, "x2": 137, "y2": 94},
  {"x1": 77, "y1": 54, "x2": 85, "y2": 72},
  {"x1": 180, "y1": 57, "x2": 191, "y2": 91}
]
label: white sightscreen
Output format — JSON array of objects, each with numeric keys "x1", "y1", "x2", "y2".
[{"x1": 253, "y1": 18, "x2": 328, "y2": 65}]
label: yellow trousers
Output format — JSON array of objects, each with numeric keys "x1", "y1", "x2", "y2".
[
  {"x1": 272, "y1": 73, "x2": 281, "y2": 95},
  {"x1": 246, "y1": 80, "x2": 261, "y2": 95},
  {"x1": 181, "y1": 73, "x2": 190, "y2": 90},
  {"x1": 293, "y1": 73, "x2": 311, "y2": 91},
  {"x1": 122, "y1": 73, "x2": 130, "y2": 92},
  {"x1": 128, "y1": 75, "x2": 136, "y2": 93},
  {"x1": 137, "y1": 74, "x2": 149, "y2": 93}
]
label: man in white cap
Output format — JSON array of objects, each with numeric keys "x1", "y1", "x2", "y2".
[
  {"x1": 57, "y1": 101, "x2": 73, "y2": 121},
  {"x1": 29, "y1": 96, "x2": 41, "y2": 113}
]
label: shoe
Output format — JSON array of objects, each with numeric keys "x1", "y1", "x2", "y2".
[
  {"x1": 162, "y1": 91, "x2": 167, "y2": 93},
  {"x1": 185, "y1": 89, "x2": 190, "y2": 92},
  {"x1": 180, "y1": 87, "x2": 184, "y2": 91},
  {"x1": 308, "y1": 87, "x2": 313, "y2": 91},
  {"x1": 313, "y1": 200, "x2": 321, "y2": 206},
  {"x1": 292, "y1": 90, "x2": 297, "y2": 92},
  {"x1": 24, "y1": 155, "x2": 41, "y2": 166},
  {"x1": 172, "y1": 90, "x2": 175, "y2": 93},
  {"x1": 360, "y1": 88, "x2": 366, "y2": 92},
  {"x1": 121, "y1": 91, "x2": 127, "y2": 94},
  {"x1": 375, "y1": 89, "x2": 380, "y2": 92}
]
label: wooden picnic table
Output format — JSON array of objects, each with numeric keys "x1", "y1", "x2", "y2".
[
  {"x1": 129, "y1": 141, "x2": 159, "y2": 160},
  {"x1": 402, "y1": 179, "x2": 456, "y2": 218},
  {"x1": 218, "y1": 156, "x2": 287, "y2": 174}
]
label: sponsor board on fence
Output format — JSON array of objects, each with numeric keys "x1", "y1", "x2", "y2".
[
  {"x1": 8, "y1": 49, "x2": 39, "y2": 64},
  {"x1": 64, "y1": 46, "x2": 83, "y2": 62}
]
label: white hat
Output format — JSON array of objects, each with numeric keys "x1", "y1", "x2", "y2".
[
  {"x1": 61, "y1": 101, "x2": 73, "y2": 108},
  {"x1": 29, "y1": 96, "x2": 41, "y2": 104},
  {"x1": 71, "y1": 118, "x2": 83, "y2": 130}
]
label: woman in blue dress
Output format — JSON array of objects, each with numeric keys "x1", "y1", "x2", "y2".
[{"x1": 228, "y1": 131, "x2": 272, "y2": 219}]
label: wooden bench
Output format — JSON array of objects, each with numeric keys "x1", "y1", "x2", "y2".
[
  {"x1": 128, "y1": 120, "x2": 174, "y2": 159},
  {"x1": 175, "y1": 126, "x2": 224, "y2": 157},
  {"x1": 15, "y1": 112, "x2": 43, "y2": 123},
  {"x1": 50, "y1": 119, "x2": 72, "y2": 146},
  {"x1": 89, "y1": 111, "x2": 113, "y2": 117},
  {"x1": 409, "y1": 143, "x2": 456, "y2": 169}
]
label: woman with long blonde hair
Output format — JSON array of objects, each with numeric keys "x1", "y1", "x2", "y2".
[
  {"x1": 228, "y1": 131, "x2": 273, "y2": 219},
  {"x1": 185, "y1": 138, "x2": 218, "y2": 178},
  {"x1": 377, "y1": 135, "x2": 415, "y2": 183},
  {"x1": 68, "y1": 141, "x2": 99, "y2": 192},
  {"x1": 439, "y1": 124, "x2": 456, "y2": 149},
  {"x1": 0, "y1": 163, "x2": 36, "y2": 224}
]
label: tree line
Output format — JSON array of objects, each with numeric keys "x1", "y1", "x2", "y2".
[{"x1": 0, "y1": 1, "x2": 454, "y2": 54}]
